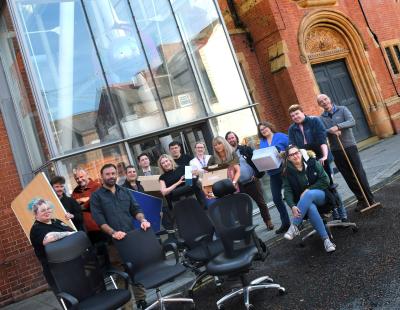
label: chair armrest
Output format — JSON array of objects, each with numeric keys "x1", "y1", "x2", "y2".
[
  {"x1": 105, "y1": 267, "x2": 130, "y2": 289},
  {"x1": 163, "y1": 242, "x2": 179, "y2": 264},
  {"x1": 57, "y1": 292, "x2": 78, "y2": 309},
  {"x1": 244, "y1": 225, "x2": 257, "y2": 233},
  {"x1": 194, "y1": 234, "x2": 211, "y2": 244}
]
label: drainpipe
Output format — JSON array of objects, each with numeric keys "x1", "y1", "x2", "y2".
[{"x1": 226, "y1": 0, "x2": 254, "y2": 51}]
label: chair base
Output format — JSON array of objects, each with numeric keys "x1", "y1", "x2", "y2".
[
  {"x1": 188, "y1": 270, "x2": 222, "y2": 297},
  {"x1": 216, "y1": 275, "x2": 285, "y2": 310},
  {"x1": 301, "y1": 219, "x2": 358, "y2": 243},
  {"x1": 146, "y1": 289, "x2": 195, "y2": 310}
]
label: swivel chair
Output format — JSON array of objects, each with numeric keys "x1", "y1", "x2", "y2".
[
  {"x1": 174, "y1": 197, "x2": 224, "y2": 296},
  {"x1": 206, "y1": 179, "x2": 285, "y2": 310},
  {"x1": 114, "y1": 228, "x2": 195, "y2": 310},
  {"x1": 45, "y1": 231, "x2": 131, "y2": 310}
]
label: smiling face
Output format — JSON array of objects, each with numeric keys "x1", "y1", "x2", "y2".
[
  {"x1": 52, "y1": 183, "x2": 64, "y2": 198},
  {"x1": 226, "y1": 133, "x2": 238, "y2": 148},
  {"x1": 74, "y1": 170, "x2": 88, "y2": 189},
  {"x1": 290, "y1": 109, "x2": 306, "y2": 124},
  {"x1": 195, "y1": 143, "x2": 205, "y2": 157},
  {"x1": 213, "y1": 141, "x2": 225, "y2": 154},
  {"x1": 259, "y1": 125, "x2": 272, "y2": 138},
  {"x1": 160, "y1": 157, "x2": 173, "y2": 172},
  {"x1": 126, "y1": 167, "x2": 137, "y2": 182},
  {"x1": 138, "y1": 155, "x2": 150, "y2": 169},
  {"x1": 287, "y1": 147, "x2": 303, "y2": 165},
  {"x1": 35, "y1": 202, "x2": 53, "y2": 223},
  {"x1": 317, "y1": 94, "x2": 333, "y2": 112},
  {"x1": 101, "y1": 166, "x2": 117, "y2": 188}
]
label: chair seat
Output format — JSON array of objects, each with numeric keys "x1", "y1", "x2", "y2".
[
  {"x1": 186, "y1": 239, "x2": 224, "y2": 263},
  {"x1": 135, "y1": 262, "x2": 187, "y2": 289},
  {"x1": 77, "y1": 289, "x2": 131, "y2": 310},
  {"x1": 206, "y1": 246, "x2": 258, "y2": 276}
]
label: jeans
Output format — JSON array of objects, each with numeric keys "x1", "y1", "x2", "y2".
[
  {"x1": 270, "y1": 173, "x2": 290, "y2": 227},
  {"x1": 324, "y1": 162, "x2": 348, "y2": 220},
  {"x1": 292, "y1": 189, "x2": 328, "y2": 239}
]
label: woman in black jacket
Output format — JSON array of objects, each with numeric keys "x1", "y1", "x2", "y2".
[{"x1": 282, "y1": 145, "x2": 336, "y2": 253}]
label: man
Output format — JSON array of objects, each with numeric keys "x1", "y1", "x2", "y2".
[
  {"x1": 318, "y1": 94, "x2": 375, "y2": 211},
  {"x1": 288, "y1": 104, "x2": 348, "y2": 221},
  {"x1": 91, "y1": 163, "x2": 151, "y2": 310},
  {"x1": 50, "y1": 176, "x2": 84, "y2": 231},
  {"x1": 168, "y1": 141, "x2": 193, "y2": 167},
  {"x1": 225, "y1": 131, "x2": 274, "y2": 230},
  {"x1": 137, "y1": 153, "x2": 160, "y2": 176},
  {"x1": 122, "y1": 165, "x2": 145, "y2": 192},
  {"x1": 71, "y1": 167, "x2": 102, "y2": 239}
]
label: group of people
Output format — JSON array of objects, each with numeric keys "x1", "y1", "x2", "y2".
[{"x1": 29, "y1": 93, "x2": 376, "y2": 307}]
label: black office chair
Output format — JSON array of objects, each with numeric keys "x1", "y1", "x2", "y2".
[
  {"x1": 114, "y1": 228, "x2": 195, "y2": 310},
  {"x1": 45, "y1": 231, "x2": 131, "y2": 310},
  {"x1": 174, "y1": 197, "x2": 224, "y2": 296},
  {"x1": 206, "y1": 179, "x2": 285, "y2": 310}
]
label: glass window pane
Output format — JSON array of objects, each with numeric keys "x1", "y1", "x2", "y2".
[
  {"x1": 129, "y1": 0, "x2": 205, "y2": 125},
  {"x1": 83, "y1": 0, "x2": 167, "y2": 137},
  {"x1": 172, "y1": 0, "x2": 251, "y2": 114},
  {"x1": 13, "y1": 0, "x2": 122, "y2": 155},
  {"x1": 57, "y1": 144, "x2": 129, "y2": 194}
]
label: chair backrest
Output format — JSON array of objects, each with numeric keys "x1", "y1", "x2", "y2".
[
  {"x1": 113, "y1": 229, "x2": 164, "y2": 276},
  {"x1": 45, "y1": 231, "x2": 106, "y2": 301},
  {"x1": 174, "y1": 198, "x2": 215, "y2": 249}
]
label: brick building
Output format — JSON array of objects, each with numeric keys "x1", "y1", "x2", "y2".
[{"x1": 219, "y1": 0, "x2": 400, "y2": 139}]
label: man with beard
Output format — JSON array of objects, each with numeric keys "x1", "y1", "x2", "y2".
[{"x1": 91, "y1": 163, "x2": 150, "y2": 310}]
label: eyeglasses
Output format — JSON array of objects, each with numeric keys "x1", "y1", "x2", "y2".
[
  {"x1": 38, "y1": 207, "x2": 53, "y2": 213},
  {"x1": 288, "y1": 151, "x2": 300, "y2": 158}
]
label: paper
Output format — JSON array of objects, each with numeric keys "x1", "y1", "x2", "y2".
[
  {"x1": 252, "y1": 147, "x2": 282, "y2": 171},
  {"x1": 137, "y1": 175, "x2": 161, "y2": 192}
]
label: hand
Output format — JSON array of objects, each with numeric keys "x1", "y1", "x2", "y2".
[
  {"x1": 205, "y1": 191, "x2": 215, "y2": 199},
  {"x1": 292, "y1": 206, "x2": 301, "y2": 218},
  {"x1": 192, "y1": 169, "x2": 199, "y2": 177},
  {"x1": 111, "y1": 231, "x2": 126, "y2": 240},
  {"x1": 65, "y1": 212, "x2": 74, "y2": 220},
  {"x1": 177, "y1": 176, "x2": 185, "y2": 185},
  {"x1": 300, "y1": 189, "x2": 309, "y2": 198},
  {"x1": 140, "y1": 220, "x2": 151, "y2": 231},
  {"x1": 328, "y1": 126, "x2": 339, "y2": 134},
  {"x1": 319, "y1": 156, "x2": 328, "y2": 165}
]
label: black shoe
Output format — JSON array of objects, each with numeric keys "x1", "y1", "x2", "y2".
[
  {"x1": 136, "y1": 300, "x2": 148, "y2": 310},
  {"x1": 275, "y1": 225, "x2": 290, "y2": 234}
]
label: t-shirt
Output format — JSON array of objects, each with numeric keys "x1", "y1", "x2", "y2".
[
  {"x1": 174, "y1": 154, "x2": 193, "y2": 167},
  {"x1": 159, "y1": 165, "x2": 185, "y2": 188}
]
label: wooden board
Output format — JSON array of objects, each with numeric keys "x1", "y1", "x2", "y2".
[{"x1": 11, "y1": 172, "x2": 76, "y2": 243}]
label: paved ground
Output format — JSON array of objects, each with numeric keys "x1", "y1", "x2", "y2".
[{"x1": 3, "y1": 135, "x2": 400, "y2": 310}]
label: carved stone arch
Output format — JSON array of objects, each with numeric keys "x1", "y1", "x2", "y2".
[{"x1": 298, "y1": 10, "x2": 394, "y2": 138}]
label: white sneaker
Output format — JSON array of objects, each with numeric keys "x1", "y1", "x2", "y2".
[
  {"x1": 284, "y1": 224, "x2": 300, "y2": 240},
  {"x1": 324, "y1": 238, "x2": 336, "y2": 252}
]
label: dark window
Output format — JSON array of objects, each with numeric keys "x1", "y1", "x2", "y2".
[
  {"x1": 394, "y1": 45, "x2": 400, "y2": 64},
  {"x1": 385, "y1": 47, "x2": 399, "y2": 74}
]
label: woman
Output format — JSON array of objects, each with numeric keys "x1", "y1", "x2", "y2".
[
  {"x1": 29, "y1": 199, "x2": 76, "y2": 293},
  {"x1": 204, "y1": 136, "x2": 240, "y2": 199},
  {"x1": 282, "y1": 145, "x2": 336, "y2": 253},
  {"x1": 158, "y1": 154, "x2": 186, "y2": 201},
  {"x1": 257, "y1": 121, "x2": 290, "y2": 234},
  {"x1": 189, "y1": 141, "x2": 211, "y2": 174}
]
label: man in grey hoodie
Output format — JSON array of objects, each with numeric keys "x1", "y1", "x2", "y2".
[{"x1": 318, "y1": 94, "x2": 375, "y2": 212}]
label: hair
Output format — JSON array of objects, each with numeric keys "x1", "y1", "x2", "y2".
[
  {"x1": 288, "y1": 104, "x2": 303, "y2": 114},
  {"x1": 211, "y1": 136, "x2": 235, "y2": 165},
  {"x1": 50, "y1": 176, "x2": 65, "y2": 186},
  {"x1": 194, "y1": 141, "x2": 206, "y2": 149},
  {"x1": 157, "y1": 154, "x2": 177, "y2": 174},
  {"x1": 282, "y1": 145, "x2": 301, "y2": 176},
  {"x1": 100, "y1": 163, "x2": 117, "y2": 175},
  {"x1": 257, "y1": 121, "x2": 277, "y2": 139},
  {"x1": 168, "y1": 141, "x2": 181, "y2": 149},
  {"x1": 125, "y1": 165, "x2": 136, "y2": 172},
  {"x1": 224, "y1": 131, "x2": 239, "y2": 144},
  {"x1": 137, "y1": 153, "x2": 149, "y2": 161},
  {"x1": 72, "y1": 166, "x2": 87, "y2": 177},
  {"x1": 28, "y1": 198, "x2": 53, "y2": 215}
]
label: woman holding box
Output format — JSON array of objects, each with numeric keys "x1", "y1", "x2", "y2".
[{"x1": 257, "y1": 121, "x2": 291, "y2": 234}]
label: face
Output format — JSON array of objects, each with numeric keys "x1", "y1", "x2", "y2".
[
  {"x1": 213, "y1": 141, "x2": 225, "y2": 154},
  {"x1": 195, "y1": 143, "x2": 205, "y2": 156},
  {"x1": 290, "y1": 110, "x2": 306, "y2": 124},
  {"x1": 317, "y1": 95, "x2": 333, "y2": 112},
  {"x1": 101, "y1": 167, "x2": 117, "y2": 187},
  {"x1": 52, "y1": 183, "x2": 64, "y2": 198},
  {"x1": 226, "y1": 133, "x2": 238, "y2": 148},
  {"x1": 259, "y1": 125, "x2": 272, "y2": 138},
  {"x1": 160, "y1": 158, "x2": 172, "y2": 171},
  {"x1": 74, "y1": 170, "x2": 88, "y2": 188},
  {"x1": 126, "y1": 167, "x2": 137, "y2": 182},
  {"x1": 287, "y1": 148, "x2": 302, "y2": 165},
  {"x1": 138, "y1": 155, "x2": 150, "y2": 168},
  {"x1": 169, "y1": 144, "x2": 181, "y2": 159},
  {"x1": 35, "y1": 203, "x2": 53, "y2": 223}
]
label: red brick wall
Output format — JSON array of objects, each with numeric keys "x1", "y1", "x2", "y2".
[{"x1": 0, "y1": 113, "x2": 47, "y2": 307}]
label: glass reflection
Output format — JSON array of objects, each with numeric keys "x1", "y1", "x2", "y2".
[
  {"x1": 14, "y1": 0, "x2": 121, "y2": 155},
  {"x1": 129, "y1": 0, "x2": 205, "y2": 125},
  {"x1": 172, "y1": 0, "x2": 250, "y2": 114}
]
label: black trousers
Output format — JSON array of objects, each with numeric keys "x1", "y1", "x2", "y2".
[
  {"x1": 239, "y1": 178, "x2": 271, "y2": 222},
  {"x1": 332, "y1": 145, "x2": 374, "y2": 203}
]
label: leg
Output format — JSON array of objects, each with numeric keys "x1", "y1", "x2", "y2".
[
  {"x1": 270, "y1": 173, "x2": 290, "y2": 229},
  {"x1": 132, "y1": 283, "x2": 147, "y2": 309}
]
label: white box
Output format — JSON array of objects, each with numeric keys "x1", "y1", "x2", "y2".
[{"x1": 252, "y1": 147, "x2": 282, "y2": 171}]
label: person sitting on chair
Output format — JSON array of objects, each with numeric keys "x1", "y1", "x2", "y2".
[
  {"x1": 282, "y1": 145, "x2": 337, "y2": 253},
  {"x1": 29, "y1": 199, "x2": 77, "y2": 294}
]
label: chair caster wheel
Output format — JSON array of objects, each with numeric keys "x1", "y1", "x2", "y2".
[
  {"x1": 278, "y1": 287, "x2": 286, "y2": 295},
  {"x1": 217, "y1": 304, "x2": 224, "y2": 310},
  {"x1": 247, "y1": 304, "x2": 255, "y2": 310}
]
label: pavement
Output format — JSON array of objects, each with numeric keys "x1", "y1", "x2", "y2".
[{"x1": 3, "y1": 134, "x2": 400, "y2": 310}]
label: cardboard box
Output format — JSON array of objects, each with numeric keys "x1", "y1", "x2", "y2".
[
  {"x1": 138, "y1": 175, "x2": 161, "y2": 192},
  {"x1": 202, "y1": 168, "x2": 228, "y2": 187},
  {"x1": 252, "y1": 147, "x2": 282, "y2": 171}
]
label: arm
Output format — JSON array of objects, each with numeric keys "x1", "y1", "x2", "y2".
[
  {"x1": 159, "y1": 177, "x2": 184, "y2": 196},
  {"x1": 336, "y1": 106, "x2": 355, "y2": 130},
  {"x1": 128, "y1": 194, "x2": 150, "y2": 230},
  {"x1": 90, "y1": 192, "x2": 107, "y2": 228},
  {"x1": 308, "y1": 162, "x2": 330, "y2": 190},
  {"x1": 43, "y1": 231, "x2": 76, "y2": 245},
  {"x1": 232, "y1": 164, "x2": 240, "y2": 185},
  {"x1": 282, "y1": 177, "x2": 296, "y2": 208},
  {"x1": 274, "y1": 133, "x2": 289, "y2": 152}
]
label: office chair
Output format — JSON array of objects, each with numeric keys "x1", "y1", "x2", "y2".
[
  {"x1": 206, "y1": 179, "x2": 285, "y2": 310},
  {"x1": 45, "y1": 231, "x2": 131, "y2": 310},
  {"x1": 174, "y1": 197, "x2": 224, "y2": 296},
  {"x1": 114, "y1": 229, "x2": 195, "y2": 310}
]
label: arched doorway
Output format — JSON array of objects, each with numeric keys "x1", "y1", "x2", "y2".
[{"x1": 298, "y1": 10, "x2": 394, "y2": 139}]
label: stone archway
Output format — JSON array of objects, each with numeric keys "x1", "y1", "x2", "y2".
[{"x1": 298, "y1": 10, "x2": 394, "y2": 138}]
